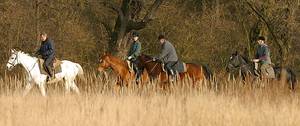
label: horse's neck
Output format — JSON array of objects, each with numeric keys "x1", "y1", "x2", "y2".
[
  {"x1": 241, "y1": 61, "x2": 255, "y2": 74},
  {"x1": 19, "y1": 53, "x2": 37, "y2": 72},
  {"x1": 108, "y1": 57, "x2": 128, "y2": 76}
]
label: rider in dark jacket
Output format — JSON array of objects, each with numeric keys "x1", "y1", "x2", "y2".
[
  {"x1": 36, "y1": 32, "x2": 55, "y2": 78},
  {"x1": 127, "y1": 31, "x2": 142, "y2": 81},
  {"x1": 252, "y1": 36, "x2": 274, "y2": 78}
]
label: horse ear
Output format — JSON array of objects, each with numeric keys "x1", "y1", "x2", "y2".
[
  {"x1": 11, "y1": 49, "x2": 15, "y2": 53},
  {"x1": 234, "y1": 51, "x2": 238, "y2": 56}
]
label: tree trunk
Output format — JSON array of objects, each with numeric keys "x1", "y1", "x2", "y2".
[{"x1": 104, "y1": 0, "x2": 163, "y2": 55}]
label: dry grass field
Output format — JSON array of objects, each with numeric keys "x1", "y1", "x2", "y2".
[{"x1": 0, "y1": 72, "x2": 299, "y2": 126}]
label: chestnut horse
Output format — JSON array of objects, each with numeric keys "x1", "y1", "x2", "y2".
[
  {"x1": 97, "y1": 53, "x2": 149, "y2": 91},
  {"x1": 137, "y1": 54, "x2": 212, "y2": 87}
]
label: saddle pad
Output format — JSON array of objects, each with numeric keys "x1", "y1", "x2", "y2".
[
  {"x1": 261, "y1": 64, "x2": 275, "y2": 78},
  {"x1": 161, "y1": 61, "x2": 187, "y2": 73},
  {"x1": 38, "y1": 59, "x2": 62, "y2": 75},
  {"x1": 175, "y1": 61, "x2": 187, "y2": 73}
]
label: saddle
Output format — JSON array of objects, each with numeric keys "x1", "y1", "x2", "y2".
[
  {"x1": 38, "y1": 58, "x2": 62, "y2": 75},
  {"x1": 254, "y1": 62, "x2": 275, "y2": 79},
  {"x1": 162, "y1": 61, "x2": 187, "y2": 73}
]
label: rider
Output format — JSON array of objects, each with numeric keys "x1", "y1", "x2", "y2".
[
  {"x1": 154, "y1": 34, "x2": 178, "y2": 79},
  {"x1": 252, "y1": 36, "x2": 275, "y2": 78},
  {"x1": 126, "y1": 31, "x2": 142, "y2": 81},
  {"x1": 36, "y1": 32, "x2": 55, "y2": 79}
]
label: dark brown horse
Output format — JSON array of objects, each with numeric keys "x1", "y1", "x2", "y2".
[
  {"x1": 97, "y1": 53, "x2": 149, "y2": 92},
  {"x1": 137, "y1": 54, "x2": 212, "y2": 87}
]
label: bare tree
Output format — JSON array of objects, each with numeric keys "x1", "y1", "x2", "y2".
[
  {"x1": 244, "y1": 0, "x2": 296, "y2": 66},
  {"x1": 100, "y1": 0, "x2": 164, "y2": 54}
]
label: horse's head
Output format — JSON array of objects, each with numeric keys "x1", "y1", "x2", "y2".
[
  {"x1": 6, "y1": 49, "x2": 20, "y2": 71},
  {"x1": 137, "y1": 54, "x2": 151, "y2": 65},
  {"x1": 97, "y1": 53, "x2": 112, "y2": 72},
  {"x1": 226, "y1": 51, "x2": 248, "y2": 72},
  {"x1": 138, "y1": 54, "x2": 158, "y2": 67}
]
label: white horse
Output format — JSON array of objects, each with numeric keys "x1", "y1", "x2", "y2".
[{"x1": 6, "y1": 49, "x2": 84, "y2": 96}]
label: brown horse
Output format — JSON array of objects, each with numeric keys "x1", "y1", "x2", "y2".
[
  {"x1": 97, "y1": 53, "x2": 149, "y2": 91},
  {"x1": 137, "y1": 54, "x2": 212, "y2": 87}
]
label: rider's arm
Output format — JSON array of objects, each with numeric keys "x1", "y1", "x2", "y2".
[{"x1": 45, "y1": 40, "x2": 54, "y2": 56}]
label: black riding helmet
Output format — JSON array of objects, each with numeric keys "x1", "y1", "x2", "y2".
[
  {"x1": 257, "y1": 36, "x2": 265, "y2": 41},
  {"x1": 132, "y1": 31, "x2": 139, "y2": 37},
  {"x1": 158, "y1": 34, "x2": 165, "y2": 40}
]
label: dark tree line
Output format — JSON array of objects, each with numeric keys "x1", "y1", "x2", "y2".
[{"x1": 0, "y1": 0, "x2": 299, "y2": 75}]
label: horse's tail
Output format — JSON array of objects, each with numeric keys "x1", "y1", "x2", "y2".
[
  {"x1": 75, "y1": 63, "x2": 84, "y2": 78},
  {"x1": 202, "y1": 64, "x2": 213, "y2": 80}
]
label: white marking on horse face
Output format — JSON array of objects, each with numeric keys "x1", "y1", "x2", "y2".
[
  {"x1": 230, "y1": 56, "x2": 233, "y2": 60},
  {"x1": 6, "y1": 52, "x2": 18, "y2": 70}
]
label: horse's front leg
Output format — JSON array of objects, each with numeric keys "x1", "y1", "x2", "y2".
[
  {"x1": 23, "y1": 78, "x2": 33, "y2": 97},
  {"x1": 114, "y1": 79, "x2": 121, "y2": 95}
]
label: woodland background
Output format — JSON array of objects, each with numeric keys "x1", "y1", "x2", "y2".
[{"x1": 0, "y1": 0, "x2": 300, "y2": 76}]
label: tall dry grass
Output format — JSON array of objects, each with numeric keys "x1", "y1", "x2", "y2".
[{"x1": 0, "y1": 72, "x2": 299, "y2": 126}]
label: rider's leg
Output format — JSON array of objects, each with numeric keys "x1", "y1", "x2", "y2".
[
  {"x1": 165, "y1": 61, "x2": 177, "y2": 78},
  {"x1": 254, "y1": 62, "x2": 260, "y2": 76},
  {"x1": 44, "y1": 55, "x2": 54, "y2": 78},
  {"x1": 132, "y1": 60, "x2": 141, "y2": 81},
  {"x1": 43, "y1": 61, "x2": 50, "y2": 76}
]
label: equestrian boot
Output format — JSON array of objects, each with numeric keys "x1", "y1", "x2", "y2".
[
  {"x1": 134, "y1": 68, "x2": 141, "y2": 84},
  {"x1": 169, "y1": 69, "x2": 176, "y2": 83},
  {"x1": 49, "y1": 68, "x2": 54, "y2": 79},
  {"x1": 46, "y1": 66, "x2": 54, "y2": 82}
]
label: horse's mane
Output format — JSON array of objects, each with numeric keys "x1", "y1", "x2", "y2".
[
  {"x1": 17, "y1": 51, "x2": 38, "y2": 60},
  {"x1": 240, "y1": 55, "x2": 250, "y2": 64},
  {"x1": 141, "y1": 54, "x2": 153, "y2": 60},
  {"x1": 104, "y1": 54, "x2": 127, "y2": 66}
]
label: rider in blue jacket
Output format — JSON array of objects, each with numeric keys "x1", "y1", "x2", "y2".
[{"x1": 36, "y1": 32, "x2": 55, "y2": 78}]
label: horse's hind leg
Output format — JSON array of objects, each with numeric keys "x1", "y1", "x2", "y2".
[
  {"x1": 70, "y1": 81, "x2": 80, "y2": 94},
  {"x1": 38, "y1": 83, "x2": 47, "y2": 97},
  {"x1": 64, "y1": 80, "x2": 71, "y2": 94}
]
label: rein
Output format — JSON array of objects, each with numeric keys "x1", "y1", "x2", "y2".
[
  {"x1": 149, "y1": 62, "x2": 158, "y2": 73},
  {"x1": 228, "y1": 63, "x2": 257, "y2": 76},
  {"x1": 143, "y1": 58, "x2": 159, "y2": 73},
  {"x1": 145, "y1": 59, "x2": 153, "y2": 63}
]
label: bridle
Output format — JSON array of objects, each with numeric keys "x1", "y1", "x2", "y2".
[
  {"x1": 7, "y1": 53, "x2": 18, "y2": 68},
  {"x1": 7, "y1": 52, "x2": 38, "y2": 75}
]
